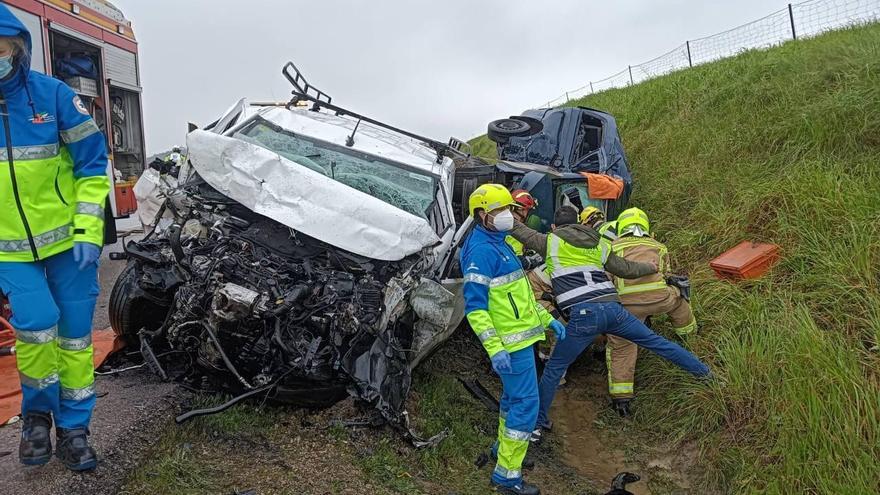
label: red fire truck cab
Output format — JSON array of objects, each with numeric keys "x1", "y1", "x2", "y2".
[{"x1": 3, "y1": 0, "x2": 145, "y2": 218}]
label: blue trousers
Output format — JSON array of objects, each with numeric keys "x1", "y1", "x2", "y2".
[
  {"x1": 491, "y1": 346, "x2": 538, "y2": 487},
  {"x1": 0, "y1": 249, "x2": 99, "y2": 429},
  {"x1": 537, "y1": 301, "x2": 709, "y2": 427}
]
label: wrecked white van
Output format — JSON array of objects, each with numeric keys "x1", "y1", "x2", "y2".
[{"x1": 110, "y1": 63, "x2": 471, "y2": 442}]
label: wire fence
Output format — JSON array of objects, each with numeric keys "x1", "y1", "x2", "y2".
[{"x1": 540, "y1": 0, "x2": 880, "y2": 108}]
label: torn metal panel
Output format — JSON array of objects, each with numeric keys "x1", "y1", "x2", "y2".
[{"x1": 186, "y1": 130, "x2": 440, "y2": 261}]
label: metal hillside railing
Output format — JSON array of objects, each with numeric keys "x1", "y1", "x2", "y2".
[{"x1": 541, "y1": 0, "x2": 880, "y2": 107}]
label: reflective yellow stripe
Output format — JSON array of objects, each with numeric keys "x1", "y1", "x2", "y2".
[
  {"x1": 464, "y1": 272, "x2": 491, "y2": 286},
  {"x1": 61, "y1": 383, "x2": 96, "y2": 401},
  {"x1": 19, "y1": 371, "x2": 59, "y2": 390},
  {"x1": 675, "y1": 318, "x2": 697, "y2": 336},
  {"x1": 609, "y1": 382, "x2": 634, "y2": 394},
  {"x1": 503, "y1": 427, "x2": 532, "y2": 442},
  {"x1": 60, "y1": 120, "x2": 100, "y2": 144},
  {"x1": 14, "y1": 325, "x2": 58, "y2": 344},
  {"x1": 499, "y1": 325, "x2": 544, "y2": 346},
  {"x1": 618, "y1": 280, "x2": 669, "y2": 295},
  {"x1": 493, "y1": 465, "x2": 522, "y2": 480},
  {"x1": 58, "y1": 335, "x2": 92, "y2": 351},
  {"x1": 75, "y1": 202, "x2": 104, "y2": 219},
  {"x1": 490, "y1": 270, "x2": 525, "y2": 287},
  {"x1": 0, "y1": 143, "x2": 59, "y2": 161},
  {"x1": 0, "y1": 225, "x2": 72, "y2": 254}
]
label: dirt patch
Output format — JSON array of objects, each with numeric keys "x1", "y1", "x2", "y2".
[{"x1": 545, "y1": 356, "x2": 702, "y2": 495}]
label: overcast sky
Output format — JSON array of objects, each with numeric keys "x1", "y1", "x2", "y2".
[{"x1": 111, "y1": 0, "x2": 782, "y2": 154}]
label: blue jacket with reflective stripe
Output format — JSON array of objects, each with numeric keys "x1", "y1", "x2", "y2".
[
  {"x1": 461, "y1": 225, "x2": 550, "y2": 357},
  {"x1": 0, "y1": 5, "x2": 109, "y2": 261}
]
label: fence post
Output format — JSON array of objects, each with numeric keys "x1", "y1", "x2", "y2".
[
  {"x1": 565, "y1": 92, "x2": 570, "y2": 103},
  {"x1": 628, "y1": 65, "x2": 634, "y2": 85},
  {"x1": 686, "y1": 40, "x2": 693, "y2": 67},
  {"x1": 788, "y1": 3, "x2": 797, "y2": 39},
  {"x1": 589, "y1": 82, "x2": 594, "y2": 93}
]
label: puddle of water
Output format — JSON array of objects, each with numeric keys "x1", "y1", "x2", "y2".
[{"x1": 550, "y1": 381, "x2": 653, "y2": 495}]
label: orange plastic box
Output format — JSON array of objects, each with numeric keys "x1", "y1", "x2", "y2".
[
  {"x1": 709, "y1": 241, "x2": 780, "y2": 280},
  {"x1": 114, "y1": 182, "x2": 137, "y2": 216}
]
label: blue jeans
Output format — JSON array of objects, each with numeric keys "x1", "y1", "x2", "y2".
[
  {"x1": 0, "y1": 248, "x2": 99, "y2": 429},
  {"x1": 537, "y1": 301, "x2": 709, "y2": 427}
]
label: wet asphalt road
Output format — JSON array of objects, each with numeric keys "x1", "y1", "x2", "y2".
[{"x1": 0, "y1": 221, "x2": 180, "y2": 495}]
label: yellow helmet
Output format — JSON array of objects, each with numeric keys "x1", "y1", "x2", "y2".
[
  {"x1": 468, "y1": 184, "x2": 515, "y2": 217},
  {"x1": 617, "y1": 207, "x2": 650, "y2": 236},
  {"x1": 579, "y1": 206, "x2": 604, "y2": 225}
]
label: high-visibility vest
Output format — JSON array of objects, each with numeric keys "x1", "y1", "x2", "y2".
[
  {"x1": 610, "y1": 236, "x2": 668, "y2": 295},
  {"x1": 505, "y1": 235, "x2": 524, "y2": 256},
  {"x1": 544, "y1": 232, "x2": 616, "y2": 309}
]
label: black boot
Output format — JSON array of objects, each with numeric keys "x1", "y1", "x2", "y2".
[
  {"x1": 19, "y1": 411, "x2": 53, "y2": 465},
  {"x1": 492, "y1": 480, "x2": 541, "y2": 495},
  {"x1": 612, "y1": 399, "x2": 632, "y2": 418},
  {"x1": 56, "y1": 427, "x2": 97, "y2": 471}
]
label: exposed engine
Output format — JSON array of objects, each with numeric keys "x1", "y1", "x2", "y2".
[{"x1": 111, "y1": 181, "x2": 433, "y2": 434}]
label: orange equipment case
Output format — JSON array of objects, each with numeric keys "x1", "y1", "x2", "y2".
[{"x1": 710, "y1": 241, "x2": 780, "y2": 280}]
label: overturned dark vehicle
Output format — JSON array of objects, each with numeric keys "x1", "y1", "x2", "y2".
[
  {"x1": 110, "y1": 64, "x2": 469, "y2": 442},
  {"x1": 455, "y1": 107, "x2": 634, "y2": 230}
]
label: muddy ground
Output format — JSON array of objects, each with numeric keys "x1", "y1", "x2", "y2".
[{"x1": 0, "y1": 226, "x2": 706, "y2": 494}]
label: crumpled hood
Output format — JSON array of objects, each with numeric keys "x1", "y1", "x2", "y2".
[
  {"x1": 0, "y1": 4, "x2": 32, "y2": 90},
  {"x1": 554, "y1": 223, "x2": 601, "y2": 248},
  {"x1": 186, "y1": 130, "x2": 441, "y2": 261}
]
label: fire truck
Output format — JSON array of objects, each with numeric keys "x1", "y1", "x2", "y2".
[{"x1": 2, "y1": 0, "x2": 145, "y2": 218}]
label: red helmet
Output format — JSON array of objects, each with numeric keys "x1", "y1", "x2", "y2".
[{"x1": 511, "y1": 189, "x2": 538, "y2": 211}]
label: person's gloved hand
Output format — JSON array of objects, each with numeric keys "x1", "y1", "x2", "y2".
[
  {"x1": 73, "y1": 242, "x2": 101, "y2": 271},
  {"x1": 518, "y1": 253, "x2": 544, "y2": 271},
  {"x1": 550, "y1": 320, "x2": 566, "y2": 341},
  {"x1": 490, "y1": 350, "x2": 512, "y2": 374}
]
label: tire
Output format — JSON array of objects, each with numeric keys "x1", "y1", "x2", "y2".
[
  {"x1": 487, "y1": 118, "x2": 532, "y2": 143},
  {"x1": 108, "y1": 263, "x2": 170, "y2": 346}
]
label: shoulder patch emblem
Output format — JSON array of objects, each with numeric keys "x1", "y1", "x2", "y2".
[{"x1": 73, "y1": 96, "x2": 90, "y2": 116}]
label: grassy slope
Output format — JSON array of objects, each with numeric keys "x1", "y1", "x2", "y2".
[{"x1": 473, "y1": 23, "x2": 880, "y2": 494}]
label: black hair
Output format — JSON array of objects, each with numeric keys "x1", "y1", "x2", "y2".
[{"x1": 554, "y1": 205, "x2": 579, "y2": 226}]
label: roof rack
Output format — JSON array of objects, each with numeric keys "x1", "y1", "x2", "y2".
[{"x1": 282, "y1": 62, "x2": 464, "y2": 164}]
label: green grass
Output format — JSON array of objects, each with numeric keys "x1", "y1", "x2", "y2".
[{"x1": 473, "y1": 23, "x2": 880, "y2": 494}]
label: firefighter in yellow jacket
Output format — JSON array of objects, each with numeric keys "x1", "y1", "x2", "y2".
[{"x1": 606, "y1": 208, "x2": 696, "y2": 417}]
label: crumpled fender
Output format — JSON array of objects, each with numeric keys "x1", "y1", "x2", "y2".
[{"x1": 186, "y1": 130, "x2": 440, "y2": 261}]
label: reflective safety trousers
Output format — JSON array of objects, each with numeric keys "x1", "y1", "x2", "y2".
[
  {"x1": 544, "y1": 233, "x2": 616, "y2": 309},
  {"x1": 461, "y1": 225, "x2": 552, "y2": 358},
  {"x1": 0, "y1": 248, "x2": 99, "y2": 428},
  {"x1": 491, "y1": 347, "x2": 538, "y2": 487},
  {"x1": 0, "y1": 67, "x2": 109, "y2": 262}
]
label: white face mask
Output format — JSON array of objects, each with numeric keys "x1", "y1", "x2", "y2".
[
  {"x1": 490, "y1": 209, "x2": 515, "y2": 232},
  {"x1": 0, "y1": 55, "x2": 14, "y2": 80}
]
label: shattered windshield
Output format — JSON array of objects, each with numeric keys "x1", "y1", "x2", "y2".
[{"x1": 234, "y1": 119, "x2": 437, "y2": 219}]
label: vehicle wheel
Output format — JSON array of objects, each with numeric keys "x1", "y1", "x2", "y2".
[
  {"x1": 108, "y1": 263, "x2": 170, "y2": 346},
  {"x1": 487, "y1": 118, "x2": 533, "y2": 143}
]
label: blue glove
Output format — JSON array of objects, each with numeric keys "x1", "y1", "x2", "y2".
[
  {"x1": 73, "y1": 242, "x2": 101, "y2": 271},
  {"x1": 550, "y1": 320, "x2": 566, "y2": 341},
  {"x1": 490, "y1": 350, "x2": 512, "y2": 374}
]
